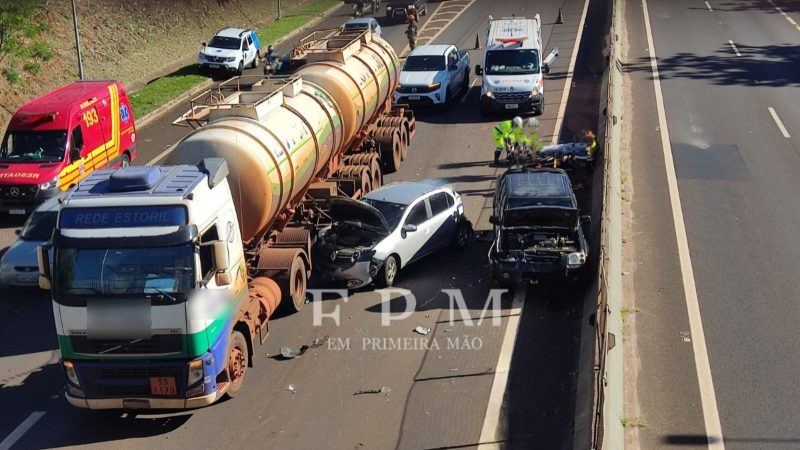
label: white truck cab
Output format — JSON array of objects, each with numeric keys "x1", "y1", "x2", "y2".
[{"x1": 474, "y1": 15, "x2": 558, "y2": 116}]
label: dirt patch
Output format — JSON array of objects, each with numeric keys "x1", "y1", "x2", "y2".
[{"x1": 0, "y1": 0, "x2": 323, "y2": 128}]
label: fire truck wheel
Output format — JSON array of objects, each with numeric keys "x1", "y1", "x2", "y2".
[{"x1": 120, "y1": 154, "x2": 130, "y2": 168}]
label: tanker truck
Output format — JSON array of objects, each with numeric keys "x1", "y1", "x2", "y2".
[{"x1": 36, "y1": 29, "x2": 415, "y2": 409}]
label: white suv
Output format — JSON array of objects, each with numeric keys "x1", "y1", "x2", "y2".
[
  {"x1": 314, "y1": 181, "x2": 473, "y2": 288},
  {"x1": 198, "y1": 28, "x2": 261, "y2": 76}
]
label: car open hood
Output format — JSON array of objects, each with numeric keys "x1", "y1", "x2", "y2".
[
  {"x1": 400, "y1": 71, "x2": 440, "y2": 86},
  {"x1": 329, "y1": 198, "x2": 391, "y2": 233},
  {"x1": 504, "y1": 206, "x2": 577, "y2": 229}
]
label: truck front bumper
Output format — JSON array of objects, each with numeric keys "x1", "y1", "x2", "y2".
[
  {"x1": 0, "y1": 185, "x2": 59, "y2": 215},
  {"x1": 316, "y1": 261, "x2": 374, "y2": 289},
  {"x1": 395, "y1": 86, "x2": 447, "y2": 106},
  {"x1": 490, "y1": 259, "x2": 579, "y2": 284},
  {"x1": 66, "y1": 391, "x2": 221, "y2": 409},
  {"x1": 480, "y1": 92, "x2": 543, "y2": 114}
]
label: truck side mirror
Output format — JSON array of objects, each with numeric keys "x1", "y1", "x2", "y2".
[
  {"x1": 580, "y1": 215, "x2": 591, "y2": 225},
  {"x1": 37, "y1": 245, "x2": 51, "y2": 290},
  {"x1": 213, "y1": 241, "x2": 230, "y2": 272},
  {"x1": 201, "y1": 41, "x2": 207, "y2": 47},
  {"x1": 489, "y1": 215, "x2": 499, "y2": 225},
  {"x1": 474, "y1": 64, "x2": 483, "y2": 76}
]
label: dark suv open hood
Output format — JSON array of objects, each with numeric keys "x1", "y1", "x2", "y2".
[
  {"x1": 329, "y1": 198, "x2": 391, "y2": 233},
  {"x1": 504, "y1": 206, "x2": 577, "y2": 229}
]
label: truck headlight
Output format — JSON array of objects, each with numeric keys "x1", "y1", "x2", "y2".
[
  {"x1": 63, "y1": 360, "x2": 80, "y2": 386},
  {"x1": 485, "y1": 91, "x2": 494, "y2": 98},
  {"x1": 428, "y1": 82, "x2": 441, "y2": 90},
  {"x1": 198, "y1": 53, "x2": 206, "y2": 61},
  {"x1": 188, "y1": 359, "x2": 204, "y2": 386},
  {"x1": 225, "y1": 57, "x2": 236, "y2": 62},
  {"x1": 567, "y1": 252, "x2": 585, "y2": 268},
  {"x1": 531, "y1": 88, "x2": 540, "y2": 97},
  {"x1": 40, "y1": 178, "x2": 59, "y2": 191}
]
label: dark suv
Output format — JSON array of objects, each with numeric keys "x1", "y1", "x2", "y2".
[
  {"x1": 488, "y1": 168, "x2": 590, "y2": 285},
  {"x1": 385, "y1": 0, "x2": 427, "y2": 22}
]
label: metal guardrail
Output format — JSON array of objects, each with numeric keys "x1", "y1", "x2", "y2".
[{"x1": 592, "y1": 0, "x2": 624, "y2": 447}]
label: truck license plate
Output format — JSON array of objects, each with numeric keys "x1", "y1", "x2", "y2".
[
  {"x1": 149, "y1": 377, "x2": 177, "y2": 395},
  {"x1": 408, "y1": 96, "x2": 421, "y2": 101},
  {"x1": 504, "y1": 104, "x2": 519, "y2": 109},
  {"x1": 208, "y1": 64, "x2": 219, "y2": 69},
  {"x1": 17, "y1": 274, "x2": 38, "y2": 284},
  {"x1": 9, "y1": 209, "x2": 25, "y2": 215}
]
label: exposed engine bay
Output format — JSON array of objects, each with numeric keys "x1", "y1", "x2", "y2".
[
  {"x1": 503, "y1": 230, "x2": 579, "y2": 254},
  {"x1": 322, "y1": 222, "x2": 382, "y2": 248}
]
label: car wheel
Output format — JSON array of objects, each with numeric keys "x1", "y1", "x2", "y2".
[
  {"x1": 452, "y1": 221, "x2": 472, "y2": 250},
  {"x1": 251, "y1": 52, "x2": 259, "y2": 69},
  {"x1": 237, "y1": 61, "x2": 244, "y2": 76},
  {"x1": 375, "y1": 255, "x2": 399, "y2": 288}
]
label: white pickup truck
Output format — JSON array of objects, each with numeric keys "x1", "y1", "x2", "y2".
[{"x1": 394, "y1": 44, "x2": 470, "y2": 108}]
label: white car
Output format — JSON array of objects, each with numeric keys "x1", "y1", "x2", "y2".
[
  {"x1": 314, "y1": 181, "x2": 473, "y2": 288},
  {"x1": 198, "y1": 28, "x2": 262, "y2": 76},
  {"x1": 342, "y1": 17, "x2": 382, "y2": 38},
  {"x1": 394, "y1": 44, "x2": 470, "y2": 107},
  {"x1": 0, "y1": 195, "x2": 58, "y2": 287}
]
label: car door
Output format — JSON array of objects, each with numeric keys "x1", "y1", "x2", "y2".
[
  {"x1": 419, "y1": 191, "x2": 457, "y2": 254},
  {"x1": 395, "y1": 198, "x2": 431, "y2": 266},
  {"x1": 243, "y1": 35, "x2": 254, "y2": 65},
  {"x1": 447, "y1": 49, "x2": 462, "y2": 88}
]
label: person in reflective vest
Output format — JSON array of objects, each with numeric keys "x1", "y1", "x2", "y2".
[
  {"x1": 492, "y1": 116, "x2": 524, "y2": 164},
  {"x1": 584, "y1": 130, "x2": 597, "y2": 158}
]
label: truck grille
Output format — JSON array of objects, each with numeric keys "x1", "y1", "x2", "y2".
[
  {"x1": 70, "y1": 335, "x2": 183, "y2": 355},
  {"x1": 96, "y1": 366, "x2": 180, "y2": 380},
  {"x1": 0, "y1": 184, "x2": 38, "y2": 199},
  {"x1": 397, "y1": 85, "x2": 437, "y2": 94},
  {"x1": 206, "y1": 55, "x2": 227, "y2": 63},
  {"x1": 494, "y1": 91, "x2": 531, "y2": 103},
  {"x1": 101, "y1": 385, "x2": 150, "y2": 396}
]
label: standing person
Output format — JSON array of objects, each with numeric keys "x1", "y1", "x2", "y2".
[
  {"x1": 492, "y1": 116, "x2": 524, "y2": 165},
  {"x1": 406, "y1": 16, "x2": 418, "y2": 50}
]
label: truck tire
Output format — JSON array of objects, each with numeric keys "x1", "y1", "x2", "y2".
[
  {"x1": 237, "y1": 61, "x2": 244, "y2": 76},
  {"x1": 251, "y1": 52, "x2": 259, "y2": 69},
  {"x1": 375, "y1": 254, "x2": 399, "y2": 288},
  {"x1": 225, "y1": 330, "x2": 249, "y2": 399},
  {"x1": 119, "y1": 153, "x2": 131, "y2": 168},
  {"x1": 279, "y1": 255, "x2": 307, "y2": 313}
]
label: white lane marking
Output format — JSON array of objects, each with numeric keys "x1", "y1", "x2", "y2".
[
  {"x1": 0, "y1": 411, "x2": 45, "y2": 450},
  {"x1": 705, "y1": 1, "x2": 713, "y2": 11},
  {"x1": 768, "y1": 107, "x2": 791, "y2": 138},
  {"x1": 477, "y1": 286, "x2": 526, "y2": 449},
  {"x1": 768, "y1": 0, "x2": 800, "y2": 31},
  {"x1": 146, "y1": 143, "x2": 177, "y2": 165},
  {"x1": 551, "y1": 0, "x2": 591, "y2": 145},
  {"x1": 727, "y1": 40, "x2": 741, "y2": 56},
  {"x1": 642, "y1": 0, "x2": 726, "y2": 448},
  {"x1": 398, "y1": 0, "x2": 477, "y2": 57}
]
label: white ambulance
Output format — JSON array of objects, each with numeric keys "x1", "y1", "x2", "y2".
[{"x1": 474, "y1": 15, "x2": 558, "y2": 115}]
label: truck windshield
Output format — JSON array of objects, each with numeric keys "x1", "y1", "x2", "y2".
[
  {"x1": 20, "y1": 211, "x2": 57, "y2": 241},
  {"x1": 485, "y1": 49, "x2": 539, "y2": 75},
  {"x1": 208, "y1": 36, "x2": 241, "y2": 50},
  {"x1": 0, "y1": 130, "x2": 67, "y2": 163},
  {"x1": 54, "y1": 244, "x2": 195, "y2": 296},
  {"x1": 403, "y1": 55, "x2": 445, "y2": 72}
]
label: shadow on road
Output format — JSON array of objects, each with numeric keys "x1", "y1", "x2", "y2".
[{"x1": 625, "y1": 43, "x2": 800, "y2": 88}]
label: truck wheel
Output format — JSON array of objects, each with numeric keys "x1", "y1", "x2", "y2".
[
  {"x1": 279, "y1": 255, "x2": 307, "y2": 313},
  {"x1": 251, "y1": 52, "x2": 259, "y2": 69},
  {"x1": 225, "y1": 330, "x2": 249, "y2": 399},
  {"x1": 237, "y1": 62, "x2": 244, "y2": 76},
  {"x1": 375, "y1": 255, "x2": 399, "y2": 288},
  {"x1": 120, "y1": 153, "x2": 130, "y2": 168},
  {"x1": 380, "y1": 134, "x2": 401, "y2": 173}
]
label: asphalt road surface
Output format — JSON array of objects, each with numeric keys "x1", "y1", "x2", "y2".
[
  {"x1": 0, "y1": 1, "x2": 605, "y2": 448},
  {"x1": 625, "y1": 0, "x2": 800, "y2": 448}
]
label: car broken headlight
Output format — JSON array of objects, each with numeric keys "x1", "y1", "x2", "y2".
[{"x1": 567, "y1": 252, "x2": 585, "y2": 268}]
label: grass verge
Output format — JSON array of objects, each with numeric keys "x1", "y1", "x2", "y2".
[{"x1": 129, "y1": 0, "x2": 340, "y2": 118}]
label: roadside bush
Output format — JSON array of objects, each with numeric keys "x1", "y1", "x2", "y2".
[
  {"x1": 3, "y1": 66, "x2": 20, "y2": 84},
  {"x1": 30, "y1": 41, "x2": 52, "y2": 61},
  {"x1": 23, "y1": 62, "x2": 39, "y2": 74}
]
